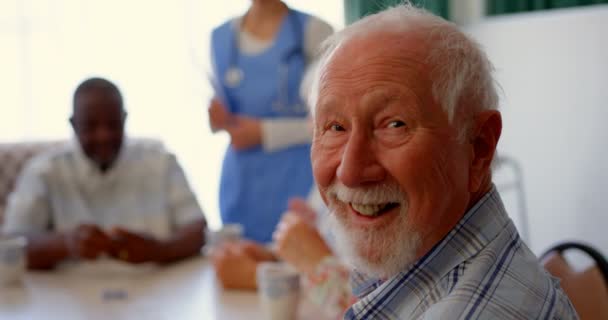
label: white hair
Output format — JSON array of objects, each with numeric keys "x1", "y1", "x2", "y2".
[{"x1": 309, "y1": 3, "x2": 499, "y2": 139}]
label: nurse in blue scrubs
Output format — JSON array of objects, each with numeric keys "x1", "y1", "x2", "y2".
[{"x1": 208, "y1": 0, "x2": 333, "y2": 243}]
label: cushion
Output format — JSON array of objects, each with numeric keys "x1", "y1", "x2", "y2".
[{"x1": 0, "y1": 141, "x2": 64, "y2": 223}]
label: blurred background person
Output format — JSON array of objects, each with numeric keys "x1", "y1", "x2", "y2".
[
  {"x1": 208, "y1": 0, "x2": 332, "y2": 242},
  {"x1": 1, "y1": 78, "x2": 207, "y2": 270}
]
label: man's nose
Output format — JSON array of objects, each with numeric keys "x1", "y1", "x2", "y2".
[
  {"x1": 336, "y1": 131, "x2": 386, "y2": 187},
  {"x1": 92, "y1": 125, "x2": 115, "y2": 142}
]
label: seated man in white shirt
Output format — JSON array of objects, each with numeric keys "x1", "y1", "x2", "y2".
[{"x1": 2, "y1": 77, "x2": 207, "y2": 270}]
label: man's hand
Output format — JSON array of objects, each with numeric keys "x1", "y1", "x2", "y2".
[
  {"x1": 65, "y1": 224, "x2": 113, "y2": 260},
  {"x1": 208, "y1": 98, "x2": 232, "y2": 132},
  {"x1": 225, "y1": 115, "x2": 262, "y2": 150},
  {"x1": 273, "y1": 201, "x2": 333, "y2": 274},
  {"x1": 109, "y1": 227, "x2": 164, "y2": 264},
  {"x1": 211, "y1": 240, "x2": 276, "y2": 290}
]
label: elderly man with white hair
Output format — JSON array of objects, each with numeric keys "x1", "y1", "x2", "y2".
[{"x1": 303, "y1": 4, "x2": 578, "y2": 319}]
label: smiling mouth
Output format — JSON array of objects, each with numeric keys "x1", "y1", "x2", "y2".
[{"x1": 350, "y1": 202, "x2": 400, "y2": 217}]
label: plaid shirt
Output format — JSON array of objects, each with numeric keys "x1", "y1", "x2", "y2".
[{"x1": 345, "y1": 187, "x2": 578, "y2": 320}]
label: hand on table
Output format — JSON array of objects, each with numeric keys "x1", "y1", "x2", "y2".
[
  {"x1": 211, "y1": 240, "x2": 276, "y2": 290},
  {"x1": 108, "y1": 227, "x2": 165, "y2": 264},
  {"x1": 64, "y1": 224, "x2": 113, "y2": 260},
  {"x1": 273, "y1": 199, "x2": 333, "y2": 274}
]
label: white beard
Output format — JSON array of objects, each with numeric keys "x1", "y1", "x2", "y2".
[{"x1": 326, "y1": 183, "x2": 422, "y2": 279}]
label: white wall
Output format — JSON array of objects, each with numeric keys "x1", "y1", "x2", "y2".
[{"x1": 466, "y1": 5, "x2": 608, "y2": 256}]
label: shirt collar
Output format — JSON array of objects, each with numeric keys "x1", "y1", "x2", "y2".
[
  {"x1": 71, "y1": 137, "x2": 128, "y2": 187},
  {"x1": 350, "y1": 186, "x2": 510, "y2": 299}
]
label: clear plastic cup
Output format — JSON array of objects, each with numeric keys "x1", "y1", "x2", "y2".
[
  {"x1": 256, "y1": 262, "x2": 301, "y2": 320},
  {"x1": 206, "y1": 223, "x2": 244, "y2": 247},
  {"x1": 0, "y1": 236, "x2": 27, "y2": 286}
]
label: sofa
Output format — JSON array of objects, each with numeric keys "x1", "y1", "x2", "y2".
[{"x1": 0, "y1": 141, "x2": 65, "y2": 223}]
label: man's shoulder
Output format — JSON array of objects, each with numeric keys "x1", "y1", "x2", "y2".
[
  {"x1": 125, "y1": 138, "x2": 165, "y2": 151},
  {"x1": 424, "y1": 283, "x2": 577, "y2": 320},
  {"x1": 121, "y1": 138, "x2": 180, "y2": 171},
  {"x1": 21, "y1": 144, "x2": 74, "y2": 177},
  {"x1": 432, "y1": 240, "x2": 578, "y2": 319},
  {"x1": 423, "y1": 290, "x2": 578, "y2": 320},
  {"x1": 211, "y1": 18, "x2": 236, "y2": 38},
  {"x1": 381, "y1": 230, "x2": 578, "y2": 319},
  {"x1": 347, "y1": 237, "x2": 577, "y2": 319},
  {"x1": 123, "y1": 138, "x2": 172, "y2": 159}
]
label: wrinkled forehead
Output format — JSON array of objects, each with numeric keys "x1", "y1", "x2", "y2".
[
  {"x1": 331, "y1": 31, "x2": 428, "y2": 65},
  {"x1": 315, "y1": 31, "x2": 432, "y2": 110}
]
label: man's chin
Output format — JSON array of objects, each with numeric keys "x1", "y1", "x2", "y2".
[
  {"x1": 93, "y1": 157, "x2": 117, "y2": 171},
  {"x1": 350, "y1": 240, "x2": 420, "y2": 279},
  {"x1": 329, "y1": 213, "x2": 421, "y2": 279}
]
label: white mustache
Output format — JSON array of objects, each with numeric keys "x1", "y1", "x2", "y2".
[{"x1": 327, "y1": 181, "x2": 404, "y2": 205}]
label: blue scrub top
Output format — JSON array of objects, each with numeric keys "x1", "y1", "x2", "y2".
[{"x1": 211, "y1": 9, "x2": 314, "y2": 243}]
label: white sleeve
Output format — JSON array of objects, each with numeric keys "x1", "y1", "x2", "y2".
[
  {"x1": 262, "y1": 16, "x2": 333, "y2": 152},
  {"x1": 165, "y1": 153, "x2": 206, "y2": 229},
  {"x1": 259, "y1": 17, "x2": 332, "y2": 152},
  {"x1": 304, "y1": 16, "x2": 335, "y2": 63},
  {"x1": 2, "y1": 159, "x2": 52, "y2": 234},
  {"x1": 261, "y1": 118, "x2": 312, "y2": 152}
]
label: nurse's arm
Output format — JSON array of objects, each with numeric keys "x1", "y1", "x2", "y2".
[
  {"x1": 209, "y1": 98, "x2": 233, "y2": 132},
  {"x1": 226, "y1": 115, "x2": 263, "y2": 150}
]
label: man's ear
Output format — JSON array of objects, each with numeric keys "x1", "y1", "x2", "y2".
[{"x1": 468, "y1": 110, "x2": 502, "y2": 192}]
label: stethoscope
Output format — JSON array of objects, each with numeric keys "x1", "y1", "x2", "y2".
[{"x1": 224, "y1": 9, "x2": 307, "y2": 114}]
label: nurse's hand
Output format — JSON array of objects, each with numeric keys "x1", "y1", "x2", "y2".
[
  {"x1": 208, "y1": 98, "x2": 232, "y2": 132},
  {"x1": 273, "y1": 201, "x2": 333, "y2": 274},
  {"x1": 226, "y1": 115, "x2": 262, "y2": 150},
  {"x1": 211, "y1": 240, "x2": 276, "y2": 290}
]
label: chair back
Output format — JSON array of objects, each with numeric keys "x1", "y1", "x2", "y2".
[
  {"x1": 0, "y1": 141, "x2": 65, "y2": 223},
  {"x1": 541, "y1": 242, "x2": 608, "y2": 320}
]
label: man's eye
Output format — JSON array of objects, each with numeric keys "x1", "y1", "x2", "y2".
[
  {"x1": 388, "y1": 120, "x2": 406, "y2": 128},
  {"x1": 330, "y1": 123, "x2": 345, "y2": 131}
]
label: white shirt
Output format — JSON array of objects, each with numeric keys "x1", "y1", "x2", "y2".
[{"x1": 2, "y1": 139, "x2": 204, "y2": 240}]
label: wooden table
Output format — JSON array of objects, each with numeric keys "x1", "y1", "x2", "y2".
[{"x1": 0, "y1": 257, "x2": 268, "y2": 320}]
